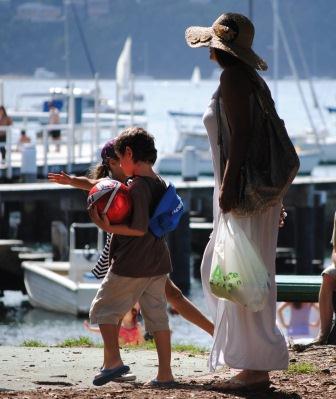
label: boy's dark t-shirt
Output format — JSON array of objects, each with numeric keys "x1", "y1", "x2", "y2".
[{"x1": 109, "y1": 175, "x2": 173, "y2": 277}]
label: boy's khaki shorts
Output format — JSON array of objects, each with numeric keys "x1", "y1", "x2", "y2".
[{"x1": 89, "y1": 270, "x2": 169, "y2": 333}]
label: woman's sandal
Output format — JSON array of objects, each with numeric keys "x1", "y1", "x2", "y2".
[{"x1": 211, "y1": 377, "x2": 271, "y2": 392}]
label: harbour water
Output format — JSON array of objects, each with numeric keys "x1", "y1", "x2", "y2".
[{"x1": 0, "y1": 76, "x2": 332, "y2": 347}]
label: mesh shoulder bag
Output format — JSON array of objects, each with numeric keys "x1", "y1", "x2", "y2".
[{"x1": 217, "y1": 68, "x2": 300, "y2": 216}]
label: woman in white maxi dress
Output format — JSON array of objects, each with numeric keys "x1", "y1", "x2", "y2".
[
  {"x1": 185, "y1": 12, "x2": 289, "y2": 390},
  {"x1": 202, "y1": 88, "x2": 289, "y2": 373}
]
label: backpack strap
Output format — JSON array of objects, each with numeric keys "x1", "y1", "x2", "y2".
[{"x1": 216, "y1": 88, "x2": 227, "y2": 183}]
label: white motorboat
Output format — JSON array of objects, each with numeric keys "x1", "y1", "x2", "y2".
[
  {"x1": 296, "y1": 148, "x2": 321, "y2": 175},
  {"x1": 156, "y1": 111, "x2": 213, "y2": 176},
  {"x1": 157, "y1": 110, "x2": 318, "y2": 176},
  {"x1": 293, "y1": 130, "x2": 336, "y2": 164},
  {"x1": 22, "y1": 223, "x2": 103, "y2": 316}
]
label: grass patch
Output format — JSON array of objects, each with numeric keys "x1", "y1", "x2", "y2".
[
  {"x1": 56, "y1": 336, "x2": 95, "y2": 348},
  {"x1": 172, "y1": 343, "x2": 207, "y2": 355},
  {"x1": 286, "y1": 362, "x2": 317, "y2": 374},
  {"x1": 22, "y1": 339, "x2": 46, "y2": 347},
  {"x1": 133, "y1": 341, "x2": 207, "y2": 355},
  {"x1": 20, "y1": 337, "x2": 207, "y2": 354}
]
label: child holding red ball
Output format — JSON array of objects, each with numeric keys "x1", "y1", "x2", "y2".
[{"x1": 88, "y1": 127, "x2": 175, "y2": 386}]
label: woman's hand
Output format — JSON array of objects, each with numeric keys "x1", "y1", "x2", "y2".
[
  {"x1": 48, "y1": 171, "x2": 72, "y2": 185},
  {"x1": 279, "y1": 205, "x2": 287, "y2": 228},
  {"x1": 88, "y1": 205, "x2": 111, "y2": 232}
]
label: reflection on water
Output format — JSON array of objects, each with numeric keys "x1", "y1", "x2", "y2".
[{"x1": 0, "y1": 281, "x2": 318, "y2": 348}]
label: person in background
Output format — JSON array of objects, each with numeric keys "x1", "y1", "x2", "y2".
[
  {"x1": 0, "y1": 105, "x2": 12, "y2": 163},
  {"x1": 309, "y1": 212, "x2": 336, "y2": 345},
  {"x1": 84, "y1": 305, "x2": 144, "y2": 346},
  {"x1": 48, "y1": 103, "x2": 61, "y2": 152},
  {"x1": 277, "y1": 302, "x2": 320, "y2": 340},
  {"x1": 17, "y1": 130, "x2": 31, "y2": 151}
]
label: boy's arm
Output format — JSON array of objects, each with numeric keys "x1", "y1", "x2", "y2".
[
  {"x1": 48, "y1": 171, "x2": 99, "y2": 191},
  {"x1": 88, "y1": 206, "x2": 145, "y2": 237}
]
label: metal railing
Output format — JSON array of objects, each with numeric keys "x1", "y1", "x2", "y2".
[{"x1": 1, "y1": 112, "x2": 147, "y2": 179}]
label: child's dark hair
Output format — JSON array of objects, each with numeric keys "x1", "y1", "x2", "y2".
[
  {"x1": 114, "y1": 127, "x2": 157, "y2": 165},
  {"x1": 87, "y1": 139, "x2": 119, "y2": 179}
]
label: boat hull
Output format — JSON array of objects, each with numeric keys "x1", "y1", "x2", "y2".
[
  {"x1": 22, "y1": 261, "x2": 100, "y2": 315},
  {"x1": 156, "y1": 152, "x2": 213, "y2": 175}
]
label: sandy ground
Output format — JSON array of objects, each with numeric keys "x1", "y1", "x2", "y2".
[
  {"x1": 0, "y1": 345, "x2": 336, "y2": 398},
  {"x1": 0, "y1": 346, "x2": 208, "y2": 390}
]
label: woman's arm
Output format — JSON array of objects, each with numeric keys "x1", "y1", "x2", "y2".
[
  {"x1": 88, "y1": 206, "x2": 145, "y2": 237},
  {"x1": 277, "y1": 302, "x2": 290, "y2": 329},
  {"x1": 332, "y1": 248, "x2": 336, "y2": 266},
  {"x1": 48, "y1": 171, "x2": 100, "y2": 191},
  {"x1": 219, "y1": 67, "x2": 253, "y2": 213},
  {"x1": 309, "y1": 303, "x2": 321, "y2": 328}
]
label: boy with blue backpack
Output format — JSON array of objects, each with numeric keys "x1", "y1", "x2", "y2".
[{"x1": 89, "y1": 127, "x2": 181, "y2": 386}]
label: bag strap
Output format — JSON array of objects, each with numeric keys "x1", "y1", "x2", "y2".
[
  {"x1": 134, "y1": 175, "x2": 167, "y2": 215},
  {"x1": 221, "y1": 212, "x2": 234, "y2": 237},
  {"x1": 216, "y1": 89, "x2": 226, "y2": 183},
  {"x1": 102, "y1": 181, "x2": 121, "y2": 214}
]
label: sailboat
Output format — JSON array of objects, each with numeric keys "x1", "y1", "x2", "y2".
[
  {"x1": 108, "y1": 37, "x2": 145, "y2": 117},
  {"x1": 272, "y1": 0, "x2": 321, "y2": 174},
  {"x1": 191, "y1": 66, "x2": 201, "y2": 86}
]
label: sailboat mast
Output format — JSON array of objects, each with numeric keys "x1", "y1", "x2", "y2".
[
  {"x1": 64, "y1": 0, "x2": 70, "y2": 83},
  {"x1": 248, "y1": 0, "x2": 253, "y2": 20},
  {"x1": 272, "y1": 0, "x2": 279, "y2": 108}
]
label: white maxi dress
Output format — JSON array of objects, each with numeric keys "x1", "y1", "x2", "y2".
[{"x1": 201, "y1": 90, "x2": 289, "y2": 371}]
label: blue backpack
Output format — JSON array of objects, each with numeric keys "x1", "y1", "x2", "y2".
[{"x1": 149, "y1": 183, "x2": 184, "y2": 238}]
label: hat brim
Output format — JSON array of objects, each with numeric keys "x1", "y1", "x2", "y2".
[{"x1": 185, "y1": 26, "x2": 268, "y2": 71}]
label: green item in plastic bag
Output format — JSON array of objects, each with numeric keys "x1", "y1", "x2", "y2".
[{"x1": 209, "y1": 264, "x2": 242, "y2": 300}]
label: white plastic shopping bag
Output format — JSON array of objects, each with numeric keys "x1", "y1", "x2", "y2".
[{"x1": 209, "y1": 213, "x2": 270, "y2": 312}]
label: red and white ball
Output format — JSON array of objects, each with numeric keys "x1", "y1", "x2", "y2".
[{"x1": 87, "y1": 179, "x2": 132, "y2": 224}]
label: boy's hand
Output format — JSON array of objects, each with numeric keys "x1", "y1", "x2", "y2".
[
  {"x1": 48, "y1": 171, "x2": 72, "y2": 185},
  {"x1": 88, "y1": 205, "x2": 110, "y2": 232}
]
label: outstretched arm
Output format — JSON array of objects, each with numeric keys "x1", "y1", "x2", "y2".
[{"x1": 48, "y1": 171, "x2": 99, "y2": 191}]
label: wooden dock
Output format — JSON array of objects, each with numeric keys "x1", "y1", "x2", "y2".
[{"x1": 0, "y1": 175, "x2": 336, "y2": 294}]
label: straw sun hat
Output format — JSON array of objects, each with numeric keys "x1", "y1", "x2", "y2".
[{"x1": 185, "y1": 13, "x2": 268, "y2": 71}]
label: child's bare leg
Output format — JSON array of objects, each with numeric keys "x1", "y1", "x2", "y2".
[
  {"x1": 99, "y1": 323, "x2": 123, "y2": 369},
  {"x1": 165, "y1": 278, "x2": 214, "y2": 336},
  {"x1": 153, "y1": 330, "x2": 174, "y2": 382}
]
